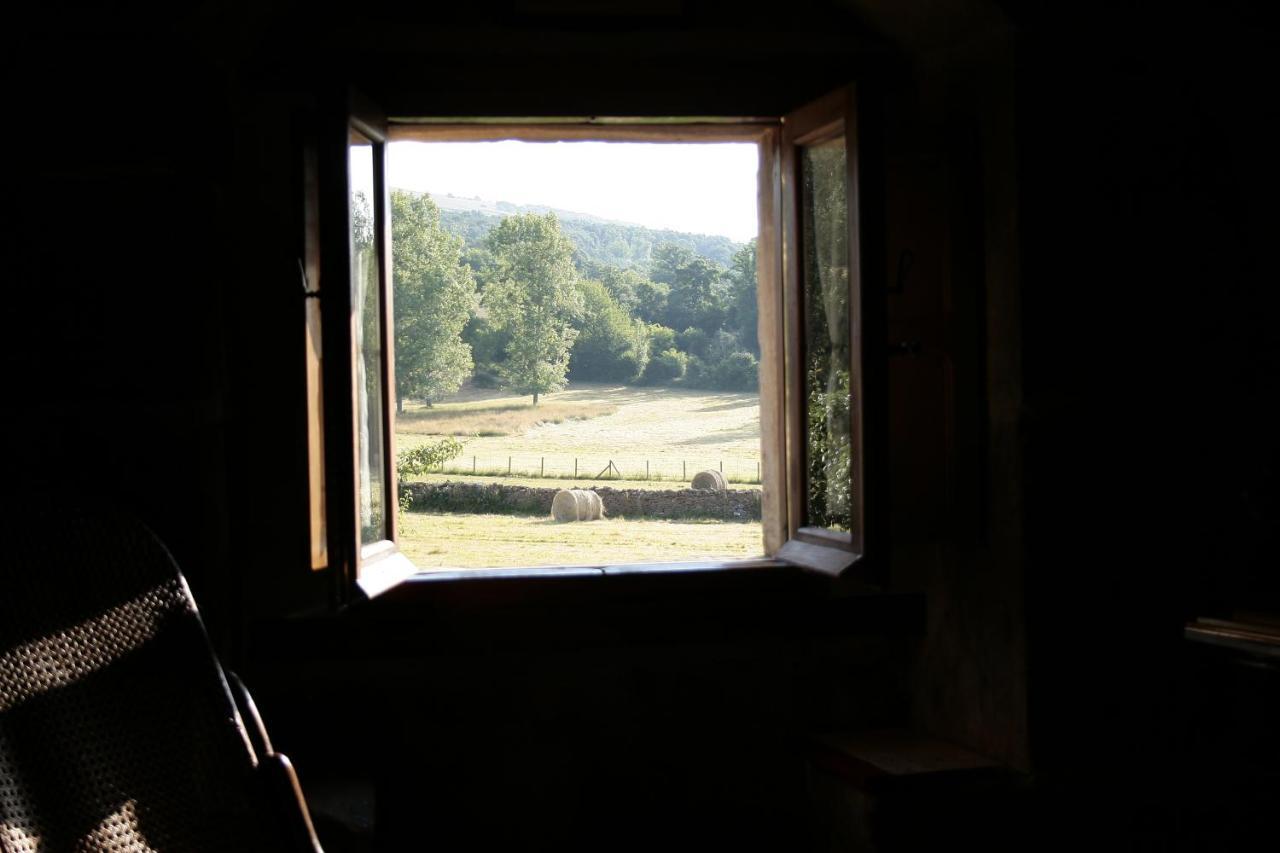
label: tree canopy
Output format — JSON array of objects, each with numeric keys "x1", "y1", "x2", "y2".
[
  {"x1": 391, "y1": 190, "x2": 477, "y2": 410},
  {"x1": 482, "y1": 213, "x2": 583, "y2": 404},
  {"x1": 390, "y1": 192, "x2": 761, "y2": 401},
  {"x1": 568, "y1": 279, "x2": 651, "y2": 383}
]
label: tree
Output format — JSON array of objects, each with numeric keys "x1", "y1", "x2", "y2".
[
  {"x1": 726, "y1": 239, "x2": 759, "y2": 354},
  {"x1": 649, "y1": 242, "x2": 727, "y2": 333},
  {"x1": 569, "y1": 279, "x2": 651, "y2": 383},
  {"x1": 483, "y1": 213, "x2": 583, "y2": 405},
  {"x1": 391, "y1": 191, "x2": 478, "y2": 411}
]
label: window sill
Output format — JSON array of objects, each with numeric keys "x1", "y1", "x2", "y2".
[
  {"x1": 370, "y1": 556, "x2": 799, "y2": 607},
  {"x1": 254, "y1": 558, "x2": 924, "y2": 659}
]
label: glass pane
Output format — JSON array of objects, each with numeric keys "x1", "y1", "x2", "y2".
[
  {"x1": 801, "y1": 136, "x2": 852, "y2": 532},
  {"x1": 350, "y1": 131, "x2": 388, "y2": 545}
]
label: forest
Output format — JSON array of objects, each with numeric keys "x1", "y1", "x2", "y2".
[{"x1": 390, "y1": 189, "x2": 760, "y2": 411}]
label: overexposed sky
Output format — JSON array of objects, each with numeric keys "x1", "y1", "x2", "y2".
[{"x1": 388, "y1": 141, "x2": 759, "y2": 243}]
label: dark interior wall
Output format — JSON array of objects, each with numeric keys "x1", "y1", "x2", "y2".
[
  {"x1": 874, "y1": 19, "x2": 1028, "y2": 769},
  {"x1": 1007, "y1": 3, "x2": 1280, "y2": 845},
  {"x1": 6, "y1": 0, "x2": 1278, "y2": 849},
  {"x1": 1012, "y1": 0, "x2": 1280, "y2": 762}
]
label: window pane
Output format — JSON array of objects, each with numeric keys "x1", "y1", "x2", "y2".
[
  {"x1": 350, "y1": 132, "x2": 388, "y2": 545},
  {"x1": 800, "y1": 136, "x2": 852, "y2": 532}
]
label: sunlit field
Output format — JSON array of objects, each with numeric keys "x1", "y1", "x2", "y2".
[
  {"x1": 410, "y1": 473, "x2": 761, "y2": 492},
  {"x1": 397, "y1": 382, "x2": 761, "y2": 484},
  {"x1": 400, "y1": 512, "x2": 763, "y2": 569},
  {"x1": 394, "y1": 382, "x2": 763, "y2": 568}
]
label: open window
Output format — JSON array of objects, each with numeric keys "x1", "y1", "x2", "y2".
[
  {"x1": 775, "y1": 87, "x2": 884, "y2": 581},
  {"x1": 307, "y1": 92, "x2": 415, "y2": 602},
  {"x1": 305, "y1": 85, "x2": 881, "y2": 601}
]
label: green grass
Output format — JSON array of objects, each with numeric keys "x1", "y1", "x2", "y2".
[
  {"x1": 400, "y1": 511, "x2": 764, "y2": 569},
  {"x1": 397, "y1": 397, "x2": 616, "y2": 437},
  {"x1": 414, "y1": 472, "x2": 761, "y2": 492},
  {"x1": 396, "y1": 382, "x2": 764, "y2": 568},
  {"x1": 398, "y1": 382, "x2": 763, "y2": 484}
]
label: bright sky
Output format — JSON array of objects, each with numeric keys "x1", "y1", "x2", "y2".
[{"x1": 387, "y1": 141, "x2": 759, "y2": 243}]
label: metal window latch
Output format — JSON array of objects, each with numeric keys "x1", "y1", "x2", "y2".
[{"x1": 299, "y1": 258, "x2": 321, "y2": 299}]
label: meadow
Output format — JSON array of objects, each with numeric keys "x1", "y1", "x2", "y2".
[
  {"x1": 396, "y1": 382, "x2": 763, "y2": 567},
  {"x1": 397, "y1": 382, "x2": 763, "y2": 485},
  {"x1": 400, "y1": 512, "x2": 763, "y2": 569}
]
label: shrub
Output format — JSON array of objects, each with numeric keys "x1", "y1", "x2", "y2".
[
  {"x1": 397, "y1": 437, "x2": 464, "y2": 480},
  {"x1": 683, "y1": 354, "x2": 709, "y2": 387},
  {"x1": 678, "y1": 349, "x2": 759, "y2": 391},
  {"x1": 642, "y1": 347, "x2": 689, "y2": 384},
  {"x1": 710, "y1": 350, "x2": 759, "y2": 391},
  {"x1": 677, "y1": 326, "x2": 710, "y2": 357},
  {"x1": 647, "y1": 323, "x2": 677, "y2": 355}
]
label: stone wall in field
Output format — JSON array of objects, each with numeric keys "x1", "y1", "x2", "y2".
[{"x1": 401, "y1": 481, "x2": 762, "y2": 522}]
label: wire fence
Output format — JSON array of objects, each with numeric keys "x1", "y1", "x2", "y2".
[{"x1": 434, "y1": 453, "x2": 763, "y2": 485}]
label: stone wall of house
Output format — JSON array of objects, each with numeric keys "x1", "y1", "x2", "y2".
[{"x1": 402, "y1": 481, "x2": 761, "y2": 522}]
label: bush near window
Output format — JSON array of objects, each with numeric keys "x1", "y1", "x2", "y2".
[
  {"x1": 397, "y1": 437, "x2": 466, "y2": 514},
  {"x1": 398, "y1": 437, "x2": 465, "y2": 480}
]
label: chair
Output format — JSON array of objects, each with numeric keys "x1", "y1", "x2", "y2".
[{"x1": 0, "y1": 506, "x2": 321, "y2": 852}]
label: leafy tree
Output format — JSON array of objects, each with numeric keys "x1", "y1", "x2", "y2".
[
  {"x1": 594, "y1": 265, "x2": 641, "y2": 314},
  {"x1": 391, "y1": 191, "x2": 477, "y2": 411},
  {"x1": 633, "y1": 278, "x2": 670, "y2": 324},
  {"x1": 649, "y1": 242, "x2": 728, "y2": 333},
  {"x1": 569, "y1": 279, "x2": 651, "y2": 383},
  {"x1": 483, "y1": 213, "x2": 583, "y2": 405},
  {"x1": 726, "y1": 239, "x2": 759, "y2": 354}
]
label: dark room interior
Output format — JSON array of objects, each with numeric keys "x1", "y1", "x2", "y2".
[{"x1": 3, "y1": 1, "x2": 1278, "y2": 850}]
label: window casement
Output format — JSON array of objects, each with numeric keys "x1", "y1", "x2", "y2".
[
  {"x1": 304, "y1": 85, "x2": 883, "y2": 602},
  {"x1": 309, "y1": 92, "x2": 416, "y2": 603},
  {"x1": 775, "y1": 87, "x2": 885, "y2": 583}
]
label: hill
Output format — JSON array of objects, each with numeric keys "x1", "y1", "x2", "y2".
[{"x1": 401, "y1": 189, "x2": 745, "y2": 270}]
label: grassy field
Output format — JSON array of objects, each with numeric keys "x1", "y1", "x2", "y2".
[
  {"x1": 395, "y1": 382, "x2": 763, "y2": 568},
  {"x1": 412, "y1": 473, "x2": 761, "y2": 492},
  {"x1": 397, "y1": 382, "x2": 762, "y2": 485},
  {"x1": 400, "y1": 511, "x2": 764, "y2": 569},
  {"x1": 397, "y1": 395, "x2": 616, "y2": 438}
]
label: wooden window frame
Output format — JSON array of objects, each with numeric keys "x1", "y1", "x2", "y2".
[
  {"x1": 774, "y1": 86, "x2": 886, "y2": 583},
  {"x1": 305, "y1": 94, "x2": 882, "y2": 603},
  {"x1": 314, "y1": 91, "x2": 417, "y2": 604}
]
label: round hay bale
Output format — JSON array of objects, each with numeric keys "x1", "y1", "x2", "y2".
[
  {"x1": 551, "y1": 488, "x2": 604, "y2": 522},
  {"x1": 572, "y1": 489, "x2": 591, "y2": 519},
  {"x1": 551, "y1": 489, "x2": 581, "y2": 522},
  {"x1": 691, "y1": 469, "x2": 727, "y2": 491},
  {"x1": 584, "y1": 490, "x2": 604, "y2": 520}
]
